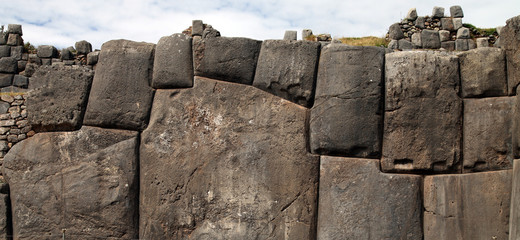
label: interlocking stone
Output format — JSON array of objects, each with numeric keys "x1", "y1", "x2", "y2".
[
  {"x1": 421, "y1": 29, "x2": 441, "y2": 49},
  {"x1": 398, "y1": 39, "x2": 413, "y2": 49},
  {"x1": 152, "y1": 33, "x2": 193, "y2": 88},
  {"x1": 415, "y1": 16, "x2": 425, "y2": 29},
  {"x1": 193, "y1": 36, "x2": 261, "y2": 85},
  {"x1": 458, "y1": 47, "x2": 507, "y2": 97},
  {"x1": 0, "y1": 57, "x2": 17, "y2": 73},
  {"x1": 84, "y1": 40, "x2": 155, "y2": 131},
  {"x1": 0, "y1": 74, "x2": 13, "y2": 88},
  {"x1": 27, "y1": 65, "x2": 93, "y2": 131},
  {"x1": 441, "y1": 18, "x2": 454, "y2": 31},
  {"x1": 476, "y1": 37, "x2": 489, "y2": 47},
  {"x1": 10, "y1": 46, "x2": 22, "y2": 60},
  {"x1": 457, "y1": 27, "x2": 471, "y2": 39},
  {"x1": 501, "y1": 15, "x2": 520, "y2": 95},
  {"x1": 455, "y1": 38, "x2": 469, "y2": 51},
  {"x1": 12, "y1": 75, "x2": 28, "y2": 88},
  {"x1": 439, "y1": 30, "x2": 451, "y2": 42},
  {"x1": 383, "y1": 51, "x2": 461, "y2": 172},
  {"x1": 140, "y1": 77, "x2": 319, "y2": 239},
  {"x1": 253, "y1": 40, "x2": 320, "y2": 107},
  {"x1": 317, "y1": 157, "x2": 422, "y2": 239},
  {"x1": 411, "y1": 32, "x2": 422, "y2": 48},
  {"x1": 2, "y1": 126, "x2": 139, "y2": 239},
  {"x1": 86, "y1": 51, "x2": 99, "y2": 65},
  {"x1": 424, "y1": 171, "x2": 512, "y2": 240},
  {"x1": 60, "y1": 48, "x2": 74, "y2": 60},
  {"x1": 453, "y1": 18, "x2": 463, "y2": 30},
  {"x1": 310, "y1": 45, "x2": 384, "y2": 158},
  {"x1": 0, "y1": 46, "x2": 9, "y2": 58},
  {"x1": 6, "y1": 34, "x2": 21, "y2": 46}
]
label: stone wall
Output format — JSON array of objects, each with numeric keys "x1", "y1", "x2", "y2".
[{"x1": 0, "y1": 15, "x2": 519, "y2": 239}]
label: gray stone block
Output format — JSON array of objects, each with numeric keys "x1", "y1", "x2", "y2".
[
  {"x1": 453, "y1": 18, "x2": 463, "y2": 30},
  {"x1": 28, "y1": 65, "x2": 93, "y2": 131},
  {"x1": 510, "y1": 160, "x2": 520, "y2": 240},
  {"x1": 84, "y1": 40, "x2": 155, "y2": 131},
  {"x1": 0, "y1": 74, "x2": 13, "y2": 87},
  {"x1": 398, "y1": 39, "x2": 413, "y2": 49},
  {"x1": 60, "y1": 48, "x2": 74, "y2": 60},
  {"x1": 17, "y1": 60, "x2": 27, "y2": 72},
  {"x1": 0, "y1": 192, "x2": 8, "y2": 239},
  {"x1": 75, "y1": 40, "x2": 92, "y2": 55},
  {"x1": 302, "y1": 29, "x2": 313, "y2": 39},
  {"x1": 450, "y1": 5, "x2": 464, "y2": 18},
  {"x1": 7, "y1": 34, "x2": 21, "y2": 46},
  {"x1": 0, "y1": 33, "x2": 6, "y2": 45},
  {"x1": 10, "y1": 46, "x2": 22, "y2": 60},
  {"x1": 253, "y1": 40, "x2": 320, "y2": 107},
  {"x1": 388, "y1": 39, "x2": 398, "y2": 49},
  {"x1": 383, "y1": 51, "x2": 461, "y2": 172},
  {"x1": 388, "y1": 23, "x2": 405, "y2": 40},
  {"x1": 476, "y1": 37, "x2": 489, "y2": 47},
  {"x1": 37, "y1": 45, "x2": 58, "y2": 58},
  {"x1": 140, "y1": 77, "x2": 319, "y2": 239},
  {"x1": 411, "y1": 33, "x2": 422, "y2": 48},
  {"x1": 501, "y1": 15, "x2": 520, "y2": 95},
  {"x1": 463, "y1": 97, "x2": 513, "y2": 172},
  {"x1": 192, "y1": 20, "x2": 203, "y2": 36},
  {"x1": 455, "y1": 38, "x2": 469, "y2": 51},
  {"x1": 441, "y1": 17, "x2": 454, "y2": 31},
  {"x1": 7, "y1": 24, "x2": 22, "y2": 35},
  {"x1": 424, "y1": 171, "x2": 511, "y2": 240},
  {"x1": 152, "y1": 33, "x2": 193, "y2": 88},
  {"x1": 3, "y1": 126, "x2": 139, "y2": 239},
  {"x1": 415, "y1": 16, "x2": 425, "y2": 29},
  {"x1": 439, "y1": 30, "x2": 451, "y2": 42},
  {"x1": 421, "y1": 29, "x2": 441, "y2": 49},
  {"x1": 457, "y1": 27, "x2": 471, "y2": 39},
  {"x1": 41, "y1": 58, "x2": 51, "y2": 66},
  {"x1": 406, "y1": 8, "x2": 417, "y2": 21},
  {"x1": 432, "y1": 6, "x2": 445, "y2": 18},
  {"x1": 0, "y1": 46, "x2": 10, "y2": 57},
  {"x1": 12, "y1": 75, "x2": 28, "y2": 88},
  {"x1": 193, "y1": 37, "x2": 261, "y2": 85},
  {"x1": 0, "y1": 57, "x2": 17, "y2": 73},
  {"x1": 283, "y1": 30, "x2": 297, "y2": 40},
  {"x1": 318, "y1": 157, "x2": 422, "y2": 239},
  {"x1": 310, "y1": 45, "x2": 384, "y2": 158},
  {"x1": 458, "y1": 47, "x2": 507, "y2": 97},
  {"x1": 86, "y1": 51, "x2": 99, "y2": 65}
]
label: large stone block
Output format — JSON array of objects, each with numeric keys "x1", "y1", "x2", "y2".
[
  {"x1": 83, "y1": 40, "x2": 155, "y2": 131},
  {"x1": 7, "y1": 24, "x2": 22, "y2": 35},
  {"x1": 37, "y1": 45, "x2": 58, "y2": 58},
  {"x1": 383, "y1": 51, "x2": 462, "y2": 172},
  {"x1": 27, "y1": 65, "x2": 94, "y2": 132},
  {"x1": 0, "y1": 57, "x2": 17, "y2": 73},
  {"x1": 0, "y1": 74, "x2": 13, "y2": 88},
  {"x1": 2, "y1": 126, "x2": 139, "y2": 239},
  {"x1": 458, "y1": 47, "x2": 507, "y2": 97},
  {"x1": 310, "y1": 45, "x2": 384, "y2": 158},
  {"x1": 253, "y1": 40, "x2": 320, "y2": 107},
  {"x1": 463, "y1": 97, "x2": 514, "y2": 172},
  {"x1": 421, "y1": 29, "x2": 441, "y2": 49},
  {"x1": 317, "y1": 157, "x2": 422, "y2": 239},
  {"x1": 424, "y1": 171, "x2": 512, "y2": 240},
  {"x1": 389, "y1": 23, "x2": 405, "y2": 40},
  {"x1": 510, "y1": 159, "x2": 520, "y2": 240},
  {"x1": 152, "y1": 33, "x2": 193, "y2": 88},
  {"x1": 450, "y1": 5, "x2": 464, "y2": 18},
  {"x1": 75, "y1": 40, "x2": 92, "y2": 55},
  {"x1": 502, "y1": 15, "x2": 520, "y2": 95},
  {"x1": 140, "y1": 77, "x2": 319, "y2": 239},
  {"x1": 283, "y1": 30, "x2": 297, "y2": 40},
  {"x1": 0, "y1": 46, "x2": 10, "y2": 58},
  {"x1": 193, "y1": 36, "x2": 261, "y2": 85}
]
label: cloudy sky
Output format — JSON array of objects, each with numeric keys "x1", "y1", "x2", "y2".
[{"x1": 1, "y1": 0, "x2": 519, "y2": 50}]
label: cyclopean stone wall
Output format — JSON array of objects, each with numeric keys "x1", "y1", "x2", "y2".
[{"x1": 0, "y1": 14, "x2": 519, "y2": 239}]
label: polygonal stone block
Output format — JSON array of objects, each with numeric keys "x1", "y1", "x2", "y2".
[
  {"x1": 458, "y1": 47, "x2": 506, "y2": 97},
  {"x1": 501, "y1": 15, "x2": 520, "y2": 95},
  {"x1": 75, "y1": 40, "x2": 92, "y2": 55},
  {"x1": 421, "y1": 29, "x2": 441, "y2": 49},
  {"x1": 152, "y1": 33, "x2": 193, "y2": 88},
  {"x1": 37, "y1": 45, "x2": 58, "y2": 58}
]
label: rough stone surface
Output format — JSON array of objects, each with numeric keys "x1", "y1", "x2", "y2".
[
  {"x1": 75, "y1": 40, "x2": 92, "y2": 55},
  {"x1": 455, "y1": 38, "x2": 469, "y2": 51},
  {"x1": 10, "y1": 46, "x2": 23, "y2": 60},
  {"x1": 7, "y1": 34, "x2": 21, "y2": 46},
  {"x1": 439, "y1": 30, "x2": 451, "y2": 42},
  {"x1": 457, "y1": 27, "x2": 471, "y2": 39},
  {"x1": 140, "y1": 77, "x2": 319, "y2": 239},
  {"x1": 388, "y1": 39, "x2": 398, "y2": 49},
  {"x1": 0, "y1": 191, "x2": 9, "y2": 239},
  {"x1": 424, "y1": 171, "x2": 512, "y2": 240},
  {"x1": 389, "y1": 23, "x2": 405, "y2": 40},
  {"x1": 84, "y1": 40, "x2": 155, "y2": 131},
  {"x1": 2, "y1": 126, "x2": 139, "y2": 239},
  {"x1": 37, "y1": 45, "x2": 58, "y2": 58},
  {"x1": 60, "y1": 48, "x2": 74, "y2": 60},
  {"x1": 458, "y1": 47, "x2": 507, "y2": 97},
  {"x1": 415, "y1": 16, "x2": 425, "y2": 29},
  {"x1": 453, "y1": 18, "x2": 463, "y2": 30},
  {"x1": 411, "y1": 33, "x2": 422, "y2": 48},
  {"x1": 398, "y1": 39, "x2": 413, "y2": 49},
  {"x1": 7, "y1": 24, "x2": 22, "y2": 35},
  {"x1": 441, "y1": 18, "x2": 454, "y2": 31},
  {"x1": 193, "y1": 37, "x2": 261, "y2": 85},
  {"x1": 302, "y1": 29, "x2": 313, "y2": 39},
  {"x1": 450, "y1": 5, "x2": 464, "y2": 18},
  {"x1": 192, "y1": 20, "x2": 204, "y2": 36},
  {"x1": 432, "y1": 6, "x2": 445, "y2": 18},
  {"x1": 501, "y1": 15, "x2": 520, "y2": 95},
  {"x1": 310, "y1": 45, "x2": 384, "y2": 158},
  {"x1": 510, "y1": 159, "x2": 520, "y2": 240},
  {"x1": 317, "y1": 157, "x2": 422, "y2": 239},
  {"x1": 12, "y1": 75, "x2": 28, "y2": 88},
  {"x1": 283, "y1": 30, "x2": 297, "y2": 40},
  {"x1": 253, "y1": 40, "x2": 320, "y2": 107},
  {"x1": 152, "y1": 33, "x2": 193, "y2": 88},
  {"x1": 0, "y1": 46, "x2": 9, "y2": 58},
  {"x1": 0, "y1": 57, "x2": 17, "y2": 73},
  {"x1": 27, "y1": 65, "x2": 94, "y2": 132},
  {"x1": 383, "y1": 51, "x2": 461, "y2": 172},
  {"x1": 421, "y1": 29, "x2": 441, "y2": 49},
  {"x1": 86, "y1": 51, "x2": 99, "y2": 65},
  {"x1": 406, "y1": 8, "x2": 417, "y2": 21},
  {"x1": 476, "y1": 37, "x2": 489, "y2": 47},
  {"x1": 0, "y1": 74, "x2": 13, "y2": 88},
  {"x1": 463, "y1": 97, "x2": 514, "y2": 172}
]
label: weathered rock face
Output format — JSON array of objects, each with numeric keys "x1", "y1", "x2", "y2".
[
  {"x1": 140, "y1": 77, "x2": 319, "y2": 239},
  {"x1": 510, "y1": 159, "x2": 520, "y2": 239},
  {"x1": 501, "y1": 15, "x2": 520, "y2": 95},
  {"x1": 424, "y1": 171, "x2": 512, "y2": 240},
  {"x1": 310, "y1": 45, "x2": 384, "y2": 158},
  {"x1": 463, "y1": 97, "x2": 514, "y2": 172},
  {"x1": 0, "y1": 184, "x2": 10, "y2": 239},
  {"x1": 458, "y1": 47, "x2": 507, "y2": 97},
  {"x1": 317, "y1": 157, "x2": 422, "y2": 239},
  {"x1": 2, "y1": 126, "x2": 139, "y2": 239},
  {"x1": 83, "y1": 40, "x2": 155, "y2": 131},
  {"x1": 27, "y1": 65, "x2": 94, "y2": 132},
  {"x1": 193, "y1": 37, "x2": 262, "y2": 85},
  {"x1": 253, "y1": 40, "x2": 321, "y2": 107},
  {"x1": 152, "y1": 33, "x2": 193, "y2": 88},
  {"x1": 383, "y1": 51, "x2": 462, "y2": 172}
]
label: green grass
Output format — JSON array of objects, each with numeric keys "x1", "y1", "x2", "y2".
[{"x1": 463, "y1": 23, "x2": 497, "y2": 36}]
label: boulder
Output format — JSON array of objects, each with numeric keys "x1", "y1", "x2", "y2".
[
  {"x1": 7, "y1": 24, "x2": 22, "y2": 35},
  {"x1": 283, "y1": 30, "x2": 297, "y2": 40},
  {"x1": 388, "y1": 23, "x2": 405, "y2": 40},
  {"x1": 406, "y1": 8, "x2": 418, "y2": 21},
  {"x1": 0, "y1": 46, "x2": 10, "y2": 58},
  {"x1": 398, "y1": 39, "x2": 413, "y2": 49},
  {"x1": 501, "y1": 15, "x2": 520, "y2": 95},
  {"x1": 421, "y1": 29, "x2": 441, "y2": 49},
  {"x1": 415, "y1": 16, "x2": 425, "y2": 29},
  {"x1": 411, "y1": 33, "x2": 422, "y2": 48},
  {"x1": 310, "y1": 45, "x2": 384, "y2": 158},
  {"x1": 424, "y1": 171, "x2": 511, "y2": 240},
  {"x1": 86, "y1": 51, "x2": 99, "y2": 65},
  {"x1": 388, "y1": 39, "x2": 398, "y2": 49},
  {"x1": 510, "y1": 159, "x2": 520, "y2": 239},
  {"x1": 441, "y1": 18, "x2": 454, "y2": 31},
  {"x1": 37, "y1": 45, "x2": 58, "y2": 58},
  {"x1": 0, "y1": 74, "x2": 13, "y2": 88},
  {"x1": 2, "y1": 126, "x2": 139, "y2": 239},
  {"x1": 152, "y1": 33, "x2": 193, "y2": 88},
  {"x1": 439, "y1": 30, "x2": 451, "y2": 42},
  {"x1": 12, "y1": 75, "x2": 28, "y2": 88},
  {"x1": 453, "y1": 18, "x2": 463, "y2": 30},
  {"x1": 457, "y1": 27, "x2": 471, "y2": 39},
  {"x1": 383, "y1": 51, "x2": 462, "y2": 172},
  {"x1": 450, "y1": 5, "x2": 464, "y2": 18},
  {"x1": 83, "y1": 40, "x2": 155, "y2": 131},
  {"x1": 463, "y1": 97, "x2": 514, "y2": 172},
  {"x1": 302, "y1": 29, "x2": 313, "y2": 39},
  {"x1": 75, "y1": 40, "x2": 92, "y2": 55},
  {"x1": 253, "y1": 40, "x2": 320, "y2": 107},
  {"x1": 458, "y1": 47, "x2": 507, "y2": 97},
  {"x1": 317, "y1": 157, "x2": 422, "y2": 239},
  {"x1": 60, "y1": 48, "x2": 74, "y2": 60},
  {"x1": 432, "y1": 6, "x2": 445, "y2": 18},
  {"x1": 192, "y1": 20, "x2": 204, "y2": 36},
  {"x1": 193, "y1": 37, "x2": 261, "y2": 85},
  {"x1": 27, "y1": 65, "x2": 93, "y2": 131},
  {"x1": 140, "y1": 77, "x2": 319, "y2": 239}
]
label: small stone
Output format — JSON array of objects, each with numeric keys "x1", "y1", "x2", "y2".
[
  {"x1": 457, "y1": 27, "x2": 471, "y2": 39},
  {"x1": 6, "y1": 135, "x2": 17, "y2": 144},
  {"x1": 86, "y1": 51, "x2": 99, "y2": 65},
  {"x1": 17, "y1": 60, "x2": 27, "y2": 72},
  {"x1": 75, "y1": 40, "x2": 92, "y2": 55},
  {"x1": 0, "y1": 127, "x2": 9, "y2": 135},
  {"x1": 432, "y1": 6, "x2": 445, "y2": 18},
  {"x1": 17, "y1": 120, "x2": 28, "y2": 128},
  {"x1": 283, "y1": 30, "x2": 297, "y2": 40},
  {"x1": 456, "y1": 39, "x2": 469, "y2": 51},
  {"x1": 28, "y1": 54, "x2": 41, "y2": 64},
  {"x1": 17, "y1": 134, "x2": 26, "y2": 141},
  {"x1": 26, "y1": 130, "x2": 35, "y2": 137},
  {"x1": 439, "y1": 30, "x2": 451, "y2": 42},
  {"x1": 0, "y1": 141, "x2": 7, "y2": 151},
  {"x1": 388, "y1": 23, "x2": 405, "y2": 40},
  {"x1": 9, "y1": 129, "x2": 20, "y2": 135},
  {"x1": 398, "y1": 39, "x2": 413, "y2": 50},
  {"x1": 302, "y1": 29, "x2": 313, "y2": 39},
  {"x1": 0, "y1": 114, "x2": 8, "y2": 120},
  {"x1": 450, "y1": 5, "x2": 464, "y2": 18},
  {"x1": 476, "y1": 38, "x2": 489, "y2": 48},
  {"x1": 411, "y1": 33, "x2": 422, "y2": 48},
  {"x1": 415, "y1": 16, "x2": 425, "y2": 29},
  {"x1": 406, "y1": 8, "x2": 418, "y2": 21},
  {"x1": 21, "y1": 126, "x2": 31, "y2": 133},
  {"x1": 388, "y1": 40, "x2": 399, "y2": 49},
  {"x1": 192, "y1": 20, "x2": 204, "y2": 36}
]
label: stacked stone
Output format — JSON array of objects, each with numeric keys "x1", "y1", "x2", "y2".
[
  {"x1": 388, "y1": 6, "x2": 478, "y2": 51},
  {"x1": 35, "y1": 40, "x2": 97, "y2": 70}
]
